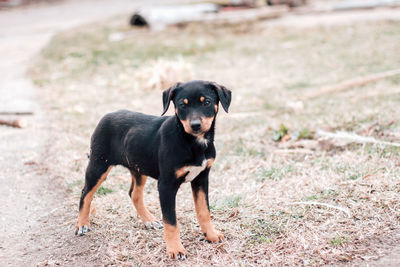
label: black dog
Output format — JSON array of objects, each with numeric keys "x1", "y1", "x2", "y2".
[{"x1": 75, "y1": 80, "x2": 231, "y2": 259}]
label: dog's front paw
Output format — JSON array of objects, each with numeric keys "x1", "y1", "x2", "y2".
[
  {"x1": 75, "y1": 225, "x2": 91, "y2": 236},
  {"x1": 204, "y1": 229, "x2": 224, "y2": 243},
  {"x1": 144, "y1": 221, "x2": 163, "y2": 230},
  {"x1": 166, "y1": 243, "x2": 187, "y2": 260}
]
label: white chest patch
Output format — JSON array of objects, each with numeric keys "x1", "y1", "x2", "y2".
[
  {"x1": 183, "y1": 160, "x2": 207, "y2": 183},
  {"x1": 196, "y1": 137, "x2": 208, "y2": 147}
]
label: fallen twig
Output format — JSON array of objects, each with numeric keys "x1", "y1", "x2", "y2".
[
  {"x1": 200, "y1": 5, "x2": 289, "y2": 24},
  {"x1": 132, "y1": 5, "x2": 288, "y2": 30},
  {"x1": 316, "y1": 130, "x2": 400, "y2": 147},
  {"x1": 273, "y1": 148, "x2": 314, "y2": 154},
  {"x1": 303, "y1": 69, "x2": 400, "y2": 100},
  {"x1": 0, "y1": 118, "x2": 27, "y2": 128},
  {"x1": 216, "y1": 242, "x2": 226, "y2": 249},
  {"x1": 290, "y1": 201, "x2": 351, "y2": 217},
  {"x1": 0, "y1": 111, "x2": 33, "y2": 115},
  {"x1": 332, "y1": 0, "x2": 400, "y2": 11}
]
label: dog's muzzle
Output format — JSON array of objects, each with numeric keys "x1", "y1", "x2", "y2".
[{"x1": 190, "y1": 120, "x2": 201, "y2": 132}]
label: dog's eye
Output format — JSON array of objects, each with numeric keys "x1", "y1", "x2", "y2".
[
  {"x1": 179, "y1": 103, "x2": 185, "y2": 108},
  {"x1": 203, "y1": 99, "x2": 211, "y2": 106}
]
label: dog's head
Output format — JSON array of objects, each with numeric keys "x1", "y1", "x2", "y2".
[{"x1": 161, "y1": 80, "x2": 231, "y2": 137}]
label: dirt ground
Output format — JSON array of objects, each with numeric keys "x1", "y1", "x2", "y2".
[{"x1": 1, "y1": 1, "x2": 400, "y2": 266}]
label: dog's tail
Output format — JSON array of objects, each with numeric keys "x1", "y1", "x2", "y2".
[{"x1": 88, "y1": 114, "x2": 114, "y2": 164}]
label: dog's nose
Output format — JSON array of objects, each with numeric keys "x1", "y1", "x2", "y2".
[{"x1": 190, "y1": 120, "x2": 201, "y2": 131}]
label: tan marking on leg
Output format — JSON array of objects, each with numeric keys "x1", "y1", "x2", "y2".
[
  {"x1": 163, "y1": 222, "x2": 187, "y2": 259},
  {"x1": 175, "y1": 166, "x2": 189, "y2": 179},
  {"x1": 206, "y1": 158, "x2": 215, "y2": 168},
  {"x1": 200, "y1": 116, "x2": 214, "y2": 132},
  {"x1": 183, "y1": 98, "x2": 188, "y2": 104},
  {"x1": 131, "y1": 175, "x2": 156, "y2": 223},
  {"x1": 200, "y1": 96, "x2": 205, "y2": 102},
  {"x1": 76, "y1": 166, "x2": 113, "y2": 229},
  {"x1": 192, "y1": 190, "x2": 224, "y2": 243}
]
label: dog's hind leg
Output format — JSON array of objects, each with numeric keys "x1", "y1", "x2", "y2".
[
  {"x1": 129, "y1": 173, "x2": 162, "y2": 229},
  {"x1": 75, "y1": 160, "x2": 112, "y2": 236}
]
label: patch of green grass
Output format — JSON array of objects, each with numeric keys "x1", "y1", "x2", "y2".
[
  {"x1": 106, "y1": 205, "x2": 120, "y2": 214},
  {"x1": 246, "y1": 218, "x2": 282, "y2": 244},
  {"x1": 290, "y1": 214, "x2": 305, "y2": 220},
  {"x1": 329, "y1": 236, "x2": 349, "y2": 247},
  {"x1": 222, "y1": 194, "x2": 241, "y2": 208},
  {"x1": 287, "y1": 81, "x2": 311, "y2": 90},
  {"x1": 335, "y1": 163, "x2": 349, "y2": 174},
  {"x1": 258, "y1": 165, "x2": 295, "y2": 182},
  {"x1": 97, "y1": 185, "x2": 113, "y2": 195},
  {"x1": 303, "y1": 189, "x2": 338, "y2": 201},
  {"x1": 67, "y1": 179, "x2": 84, "y2": 196},
  {"x1": 232, "y1": 138, "x2": 246, "y2": 156},
  {"x1": 321, "y1": 189, "x2": 337, "y2": 197},
  {"x1": 120, "y1": 255, "x2": 136, "y2": 262},
  {"x1": 379, "y1": 146, "x2": 400, "y2": 157},
  {"x1": 119, "y1": 183, "x2": 129, "y2": 191},
  {"x1": 33, "y1": 78, "x2": 50, "y2": 87},
  {"x1": 229, "y1": 137, "x2": 266, "y2": 158},
  {"x1": 209, "y1": 203, "x2": 217, "y2": 211},
  {"x1": 263, "y1": 101, "x2": 275, "y2": 110},
  {"x1": 247, "y1": 148, "x2": 268, "y2": 157},
  {"x1": 272, "y1": 124, "x2": 289, "y2": 142},
  {"x1": 291, "y1": 128, "x2": 315, "y2": 141},
  {"x1": 303, "y1": 194, "x2": 319, "y2": 201},
  {"x1": 348, "y1": 172, "x2": 362, "y2": 181},
  {"x1": 210, "y1": 194, "x2": 242, "y2": 212}
]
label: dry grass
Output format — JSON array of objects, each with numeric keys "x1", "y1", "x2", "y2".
[{"x1": 31, "y1": 18, "x2": 400, "y2": 265}]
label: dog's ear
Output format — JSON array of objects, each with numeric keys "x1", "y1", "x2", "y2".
[
  {"x1": 209, "y1": 82, "x2": 232, "y2": 113},
  {"x1": 161, "y1": 83, "x2": 181, "y2": 116}
]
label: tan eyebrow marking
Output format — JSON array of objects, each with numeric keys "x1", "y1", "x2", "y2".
[
  {"x1": 184, "y1": 99, "x2": 189, "y2": 104},
  {"x1": 200, "y1": 96, "x2": 205, "y2": 102}
]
